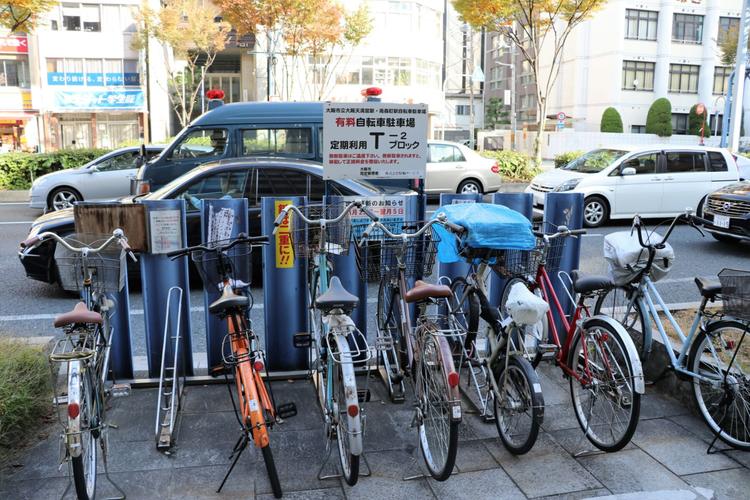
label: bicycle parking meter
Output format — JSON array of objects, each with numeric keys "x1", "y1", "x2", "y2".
[
  {"x1": 261, "y1": 196, "x2": 308, "y2": 372},
  {"x1": 436, "y1": 193, "x2": 482, "y2": 286},
  {"x1": 139, "y1": 199, "x2": 194, "y2": 378},
  {"x1": 201, "y1": 198, "x2": 249, "y2": 370},
  {"x1": 490, "y1": 192, "x2": 534, "y2": 306},
  {"x1": 543, "y1": 192, "x2": 584, "y2": 340},
  {"x1": 108, "y1": 278, "x2": 133, "y2": 380}
]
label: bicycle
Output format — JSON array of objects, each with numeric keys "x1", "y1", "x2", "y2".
[
  {"x1": 273, "y1": 201, "x2": 373, "y2": 486},
  {"x1": 595, "y1": 212, "x2": 750, "y2": 450},
  {"x1": 356, "y1": 215, "x2": 462, "y2": 481},
  {"x1": 497, "y1": 226, "x2": 645, "y2": 452},
  {"x1": 168, "y1": 234, "x2": 293, "y2": 498},
  {"x1": 20, "y1": 229, "x2": 135, "y2": 500}
]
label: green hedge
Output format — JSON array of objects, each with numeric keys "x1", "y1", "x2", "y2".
[
  {"x1": 0, "y1": 148, "x2": 110, "y2": 190},
  {"x1": 646, "y1": 98, "x2": 673, "y2": 137},
  {"x1": 600, "y1": 107, "x2": 624, "y2": 133},
  {"x1": 481, "y1": 150, "x2": 540, "y2": 181},
  {"x1": 554, "y1": 150, "x2": 584, "y2": 168}
]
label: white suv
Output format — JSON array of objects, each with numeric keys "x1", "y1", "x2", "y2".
[{"x1": 526, "y1": 146, "x2": 740, "y2": 227}]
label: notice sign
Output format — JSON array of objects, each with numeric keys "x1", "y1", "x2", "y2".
[
  {"x1": 343, "y1": 196, "x2": 406, "y2": 238},
  {"x1": 149, "y1": 209, "x2": 182, "y2": 254},
  {"x1": 274, "y1": 200, "x2": 294, "y2": 268},
  {"x1": 323, "y1": 102, "x2": 428, "y2": 180}
]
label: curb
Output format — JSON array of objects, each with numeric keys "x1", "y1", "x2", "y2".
[{"x1": 0, "y1": 190, "x2": 28, "y2": 202}]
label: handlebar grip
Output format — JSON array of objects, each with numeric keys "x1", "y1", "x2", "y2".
[
  {"x1": 20, "y1": 235, "x2": 41, "y2": 249},
  {"x1": 273, "y1": 207, "x2": 291, "y2": 228},
  {"x1": 444, "y1": 220, "x2": 465, "y2": 235},
  {"x1": 166, "y1": 248, "x2": 188, "y2": 258},
  {"x1": 532, "y1": 230, "x2": 545, "y2": 238},
  {"x1": 569, "y1": 229, "x2": 587, "y2": 236},
  {"x1": 358, "y1": 203, "x2": 379, "y2": 222},
  {"x1": 244, "y1": 235, "x2": 270, "y2": 244}
]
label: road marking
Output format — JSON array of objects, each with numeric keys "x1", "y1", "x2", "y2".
[
  {"x1": 0, "y1": 202, "x2": 29, "y2": 205},
  {"x1": 581, "y1": 234, "x2": 603, "y2": 238},
  {"x1": 0, "y1": 221, "x2": 33, "y2": 225}
]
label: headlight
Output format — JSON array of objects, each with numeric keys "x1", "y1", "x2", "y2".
[{"x1": 553, "y1": 179, "x2": 581, "y2": 192}]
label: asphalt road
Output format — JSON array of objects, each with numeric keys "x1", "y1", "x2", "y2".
[{"x1": 1, "y1": 201, "x2": 749, "y2": 366}]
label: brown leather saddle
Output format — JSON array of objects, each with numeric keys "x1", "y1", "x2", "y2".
[{"x1": 54, "y1": 302, "x2": 102, "y2": 328}]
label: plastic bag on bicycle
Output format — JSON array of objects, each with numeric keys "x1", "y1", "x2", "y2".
[
  {"x1": 432, "y1": 203, "x2": 535, "y2": 263},
  {"x1": 603, "y1": 231, "x2": 674, "y2": 285}
]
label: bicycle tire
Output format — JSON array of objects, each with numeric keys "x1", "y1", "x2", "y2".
[
  {"x1": 261, "y1": 444, "x2": 282, "y2": 498},
  {"x1": 499, "y1": 277, "x2": 544, "y2": 368},
  {"x1": 71, "y1": 363, "x2": 97, "y2": 500},
  {"x1": 493, "y1": 353, "x2": 543, "y2": 455},
  {"x1": 688, "y1": 319, "x2": 750, "y2": 451},
  {"x1": 333, "y1": 350, "x2": 360, "y2": 486},
  {"x1": 417, "y1": 333, "x2": 459, "y2": 481},
  {"x1": 449, "y1": 277, "x2": 479, "y2": 351},
  {"x1": 594, "y1": 286, "x2": 648, "y2": 361},
  {"x1": 568, "y1": 318, "x2": 641, "y2": 452},
  {"x1": 377, "y1": 280, "x2": 405, "y2": 393}
]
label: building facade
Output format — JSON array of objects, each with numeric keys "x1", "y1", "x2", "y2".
[{"x1": 0, "y1": 33, "x2": 37, "y2": 152}]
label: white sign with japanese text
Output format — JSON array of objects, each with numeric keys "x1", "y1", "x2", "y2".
[
  {"x1": 149, "y1": 209, "x2": 183, "y2": 254},
  {"x1": 343, "y1": 196, "x2": 406, "y2": 238},
  {"x1": 323, "y1": 102, "x2": 428, "y2": 180}
]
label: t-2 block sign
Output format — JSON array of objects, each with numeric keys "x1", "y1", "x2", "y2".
[{"x1": 323, "y1": 102, "x2": 428, "y2": 180}]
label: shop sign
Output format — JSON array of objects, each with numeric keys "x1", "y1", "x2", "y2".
[
  {"x1": 52, "y1": 90, "x2": 145, "y2": 110},
  {"x1": 0, "y1": 89, "x2": 34, "y2": 111},
  {"x1": 48, "y1": 72, "x2": 140, "y2": 87},
  {"x1": 0, "y1": 35, "x2": 28, "y2": 54}
]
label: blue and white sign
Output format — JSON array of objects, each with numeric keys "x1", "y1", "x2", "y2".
[
  {"x1": 53, "y1": 90, "x2": 145, "y2": 110},
  {"x1": 47, "y1": 72, "x2": 85, "y2": 86}
]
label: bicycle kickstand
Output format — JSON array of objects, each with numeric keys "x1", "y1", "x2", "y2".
[{"x1": 217, "y1": 432, "x2": 250, "y2": 493}]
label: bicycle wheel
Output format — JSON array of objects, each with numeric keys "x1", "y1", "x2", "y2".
[
  {"x1": 500, "y1": 277, "x2": 545, "y2": 367},
  {"x1": 449, "y1": 277, "x2": 479, "y2": 351},
  {"x1": 416, "y1": 332, "x2": 459, "y2": 481},
  {"x1": 261, "y1": 444, "x2": 282, "y2": 498},
  {"x1": 377, "y1": 280, "x2": 407, "y2": 374},
  {"x1": 568, "y1": 319, "x2": 641, "y2": 452},
  {"x1": 332, "y1": 350, "x2": 360, "y2": 485},
  {"x1": 688, "y1": 319, "x2": 750, "y2": 450},
  {"x1": 594, "y1": 286, "x2": 648, "y2": 360},
  {"x1": 70, "y1": 363, "x2": 97, "y2": 500},
  {"x1": 493, "y1": 352, "x2": 544, "y2": 455}
]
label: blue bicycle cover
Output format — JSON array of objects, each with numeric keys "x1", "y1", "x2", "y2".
[{"x1": 433, "y1": 203, "x2": 535, "y2": 263}]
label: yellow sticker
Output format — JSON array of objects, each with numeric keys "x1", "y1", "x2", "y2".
[{"x1": 274, "y1": 200, "x2": 294, "y2": 268}]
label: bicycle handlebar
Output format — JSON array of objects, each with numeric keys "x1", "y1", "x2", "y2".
[
  {"x1": 167, "y1": 234, "x2": 269, "y2": 259},
  {"x1": 532, "y1": 225, "x2": 587, "y2": 240},
  {"x1": 272, "y1": 201, "x2": 367, "y2": 235},
  {"x1": 631, "y1": 209, "x2": 705, "y2": 251},
  {"x1": 20, "y1": 229, "x2": 136, "y2": 261}
]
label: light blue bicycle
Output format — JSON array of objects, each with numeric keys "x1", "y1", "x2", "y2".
[{"x1": 595, "y1": 212, "x2": 750, "y2": 450}]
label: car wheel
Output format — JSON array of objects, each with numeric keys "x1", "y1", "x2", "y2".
[
  {"x1": 49, "y1": 187, "x2": 82, "y2": 211},
  {"x1": 583, "y1": 196, "x2": 609, "y2": 228},
  {"x1": 457, "y1": 179, "x2": 482, "y2": 195},
  {"x1": 711, "y1": 233, "x2": 741, "y2": 244}
]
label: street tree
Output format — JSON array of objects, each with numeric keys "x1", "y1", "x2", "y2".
[
  {"x1": 453, "y1": 0, "x2": 607, "y2": 166},
  {"x1": 646, "y1": 98, "x2": 672, "y2": 137},
  {"x1": 134, "y1": 0, "x2": 229, "y2": 128},
  {"x1": 0, "y1": 0, "x2": 56, "y2": 33},
  {"x1": 600, "y1": 107, "x2": 623, "y2": 133},
  {"x1": 485, "y1": 97, "x2": 510, "y2": 128},
  {"x1": 688, "y1": 104, "x2": 709, "y2": 137}
]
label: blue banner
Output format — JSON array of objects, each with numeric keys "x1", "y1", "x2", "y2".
[
  {"x1": 47, "y1": 72, "x2": 85, "y2": 86},
  {"x1": 105, "y1": 72, "x2": 123, "y2": 86},
  {"x1": 86, "y1": 73, "x2": 104, "y2": 86},
  {"x1": 53, "y1": 89, "x2": 145, "y2": 110},
  {"x1": 124, "y1": 72, "x2": 140, "y2": 85}
]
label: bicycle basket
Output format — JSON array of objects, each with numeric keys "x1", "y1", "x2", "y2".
[
  {"x1": 289, "y1": 203, "x2": 352, "y2": 259},
  {"x1": 190, "y1": 239, "x2": 253, "y2": 290},
  {"x1": 718, "y1": 269, "x2": 750, "y2": 322},
  {"x1": 54, "y1": 233, "x2": 124, "y2": 294},
  {"x1": 489, "y1": 235, "x2": 565, "y2": 278},
  {"x1": 353, "y1": 221, "x2": 439, "y2": 282}
]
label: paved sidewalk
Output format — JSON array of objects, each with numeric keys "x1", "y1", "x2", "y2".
[
  {"x1": 0, "y1": 190, "x2": 28, "y2": 202},
  {"x1": 1, "y1": 366, "x2": 747, "y2": 499}
]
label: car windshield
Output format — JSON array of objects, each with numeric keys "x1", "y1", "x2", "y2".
[{"x1": 561, "y1": 149, "x2": 628, "y2": 173}]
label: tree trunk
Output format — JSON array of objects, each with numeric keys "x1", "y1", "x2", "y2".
[{"x1": 534, "y1": 100, "x2": 548, "y2": 167}]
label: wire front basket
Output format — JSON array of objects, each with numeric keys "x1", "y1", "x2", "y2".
[
  {"x1": 190, "y1": 240, "x2": 254, "y2": 290},
  {"x1": 353, "y1": 221, "x2": 439, "y2": 282},
  {"x1": 718, "y1": 269, "x2": 750, "y2": 322},
  {"x1": 55, "y1": 233, "x2": 124, "y2": 294},
  {"x1": 289, "y1": 203, "x2": 352, "y2": 259}
]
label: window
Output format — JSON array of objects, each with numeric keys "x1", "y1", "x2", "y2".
[
  {"x1": 81, "y1": 4, "x2": 100, "y2": 32},
  {"x1": 429, "y1": 144, "x2": 463, "y2": 163},
  {"x1": 123, "y1": 60, "x2": 139, "y2": 86},
  {"x1": 62, "y1": 3, "x2": 81, "y2": 31},
  {"x1": 625, "y1": 9, "x2": 658, "y2": 40},
  {"x1": 169, "y1": 128, "x2": 228, "y2": 160},
  {"x1": 96, "y1": 152, "x2": 138, "y2": 171},
  {"x1": 718, "y1": 17, "x2": 739, "y2": 45},
  {"x1": 179, "y1": 171, "x2": 248, "y2": 211},
  {"x1": 713, "y1": 66, "x2": 731, "y2": 95},
  {"x1": 669, "y1": 64, "x2": 699, "y2": 93},
  {"x1": 710, "y1": 114, "x2": 724, "y2": 137},
  {"x1": 105, "y1": 59, "x2": 123, "y2": 85},
  {"x1": 0, "y1": 58, "x2": 30, "y2": 87},
  {"x1": 241, "y1": 128, "x2": 312, "y2": 156},
  {"x1": 622, "y1": 60, "x2": 655, "y2": 91},
  {"x1": 665, "y1": 151, "x2": 706, "y2": 173},
  {"x1": 621, "y1": 153, "x2": 658, "y2": 174},
  {"x1": 254, "y1": 169, "x2": 309, "y2": 201},
  {"x1": 673, "y1": 13, "x2": 703, "y2": 43},
  {"x1": 708, "y1": 151, "x2": 728, "y2": 172},
  {"x1": 455, "y1": 105, "x2": 471, "y2": 116},
  {"x1": 672, "y1": 113, "x2": 689, "y2": 135},
  {"x1": 631, "y1": 125, "x2": 646, "y2": 134}
]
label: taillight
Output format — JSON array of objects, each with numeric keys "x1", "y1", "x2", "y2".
[
  {"x1": 253, "y1": 360, "x2": 264, "y2": 372},
  {"x1": 347, "y1": 404, "x2": 359, "y2": 417},
  {"x1": 138, "y1": 181, "x2": 150, "y2": 194},
  {"x1": 68, "y1": 402, "x2": 80, "y2": 419},
  {"x1": 490, "y1": 162, "x2": 500, "y2": 174},
  {"x1": 447, "y1": 372, "x2": 460, "y2": 388}
]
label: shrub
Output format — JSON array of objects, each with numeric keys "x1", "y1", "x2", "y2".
[
  {"x1": 646, "y1": 98, "x2": 673, "y2": 137},
  {"x1": 600, "y1": 107, "x2": 623, "y2": 133},
  {"x1": 481, "y1": 150, "x2": 540, "y2": 181},
  {"x1": 0, "y1": 340, "x2": 51, "y2": 452},
  {"x1": 0, "y1": 148, "x2": 110, "y2": 190},
  {"x1": 688, "y1": 104, "x2": 710, "y2": 136},
  {"x1": 554, "y1": 150, "x2": 584, "y2": 168}
]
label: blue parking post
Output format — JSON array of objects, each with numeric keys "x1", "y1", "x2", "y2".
[
  {"x1": 543, "y1": 192, "x2": 584, "y2": 341},
  {"x1": 201, "y1": 198, "x2": 249, "y2": 370},
  {"x1": 139, "y1": 199, "x2": 193, "y2": 378},
  {"x1": 436, "y1": 193, "x2": 482, "y2": 286},
  {"x1": 489, "y1": 192, "x2": 534, "y2": 306},
  {"x1": 107, "y1": 279, "x2": 133, "y2": 380},
  {"x1": 262, "y1": 196, "x2": 308, "y2": 372}
]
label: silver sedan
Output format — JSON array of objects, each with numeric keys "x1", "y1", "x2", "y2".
[{"x1": 425, "y1": 140, "x2": 503, "y2": 194}]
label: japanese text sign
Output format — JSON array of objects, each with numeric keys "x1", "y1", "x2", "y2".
[
  {"x1": 274, "y1": 200, "x2": 294, "y2": 268},
  {"x1": 323, "y1": 102, "x2": 428, "y2": 180},
  {"x1": 343, "y1": 196, "x2": 406, "y2": 238}
]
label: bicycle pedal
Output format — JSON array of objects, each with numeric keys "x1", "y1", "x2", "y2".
[
  {"x1": 357, "y1": 389, "x2": 371, "y2": 403},
  {"x1": 538, "y1": 343, "x2": 558, "y2": 360},
  {"x1": 210, "y1": 364, "x2": 229, "y2": 377},
  {"x1": 277, "y1": 402, "x2": 297, "y2": 419},
  {"x1": 110, "y1": 383, "x2": 131, "y2": 398},
  {"x1": 293, "y1": 332, "x2": 312, "y2": 348}
]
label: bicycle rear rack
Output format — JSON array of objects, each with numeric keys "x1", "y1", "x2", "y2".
[{"x1": 155, "y1": 286, "x2": 186, "y2": 452}]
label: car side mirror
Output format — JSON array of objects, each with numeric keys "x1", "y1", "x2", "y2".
[
  {"x1": 88, "y1": 166, "x2": 98, "y2": 173},
  {"x1": 621, "y1": 166, "x2": 636, "y2": 176}
]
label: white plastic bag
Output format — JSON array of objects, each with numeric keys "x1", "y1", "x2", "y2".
[
  {"x1": 603, "y1": 231, "x2": 674, "y2": 285},
  {"x1": 505, "y1": 282, "x2": 549, "y2": 326}
]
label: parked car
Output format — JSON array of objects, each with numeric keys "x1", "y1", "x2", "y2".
[
  {"x1": 698, "y1": 181, "x2": 750, "y2": 244},
  {"x1": 19, "y1": 158, "x2": 406, "y2": 288},
  {"x1": 29, "y1": 146, "x2": 164, "y2": 211},
  {"x1": 526, "y1": 146, "x2": 740, "y2": 227},
  {"x1": 425, "y1": 140, "x2": 501, "y2": 194}
]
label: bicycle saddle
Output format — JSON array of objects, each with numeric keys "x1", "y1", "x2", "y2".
[
  {"x1": 316, "y1": 276, "x2": 359, "y2": 313},
  {"x1": 209, "y1": 286, "x2": 250, "y2": 315},
  {"x1": 570, "y1": 270, "x2": 614, "y2": 295},
  {"x1": 54, "y1": 302, "x2": 102, "y2": 328},
  {"x1": 695, "y1": 277, "x2": 722, "y2": 299},
  {"x1": 404, "y1": 280, "x2": 452, "y2": 303}
]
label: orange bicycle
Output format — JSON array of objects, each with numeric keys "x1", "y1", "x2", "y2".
[{"x1": 168, "y1": 234, "x2": 295, "y2": 498}]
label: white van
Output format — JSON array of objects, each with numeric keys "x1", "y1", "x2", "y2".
[{"x1": 526, "y1": 146, "x2": 740, "y2": 227}]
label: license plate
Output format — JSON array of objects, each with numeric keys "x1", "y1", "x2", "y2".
[{"x1": 713, "y1": 214, "x2": 730, "y2": 229}]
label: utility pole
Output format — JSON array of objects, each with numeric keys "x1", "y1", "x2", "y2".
[
  {"x1": 730, "y1": 0, "x2": 749, "y2": 151},
  {"x1": 468, "y1": 26, "x2": 475, "y2": 150}
]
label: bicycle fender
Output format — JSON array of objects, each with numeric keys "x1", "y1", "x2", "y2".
[
  {"x1": 333, "y1": 334, "x2": 363, "y2": 456},
  {"x1": 582, "y1": 315, "x2": 646, "y2": 394},
  {"x1": 67, "y1": 361, "x2": 83, "y2": 458}
]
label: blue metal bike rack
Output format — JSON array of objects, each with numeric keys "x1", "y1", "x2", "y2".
[
  {"x1": 543, "y1": 192, "x2": 584, "y2": 341},
  {"x1": 436, "y1": 193, "x2": 483, "y2": 287},
  {"x1": 261, "y1": 196, "x2": 308, "y2": 372},
  {"x1": 139, "y1": 199, "x2": 194, "y2": 378},
  {"x1": 489, "y1": 192, "x2": 534, "y2": 306},
  {"x1": 107, "y1": 279, "x2": 133, "y2": 380}
]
